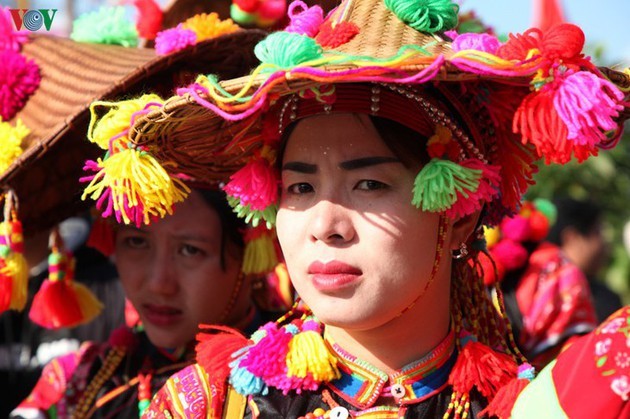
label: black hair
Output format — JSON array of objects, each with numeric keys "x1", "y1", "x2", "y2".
[
  {"x1": 195, "y1": 188, "x2": 245, "y2": 270},
  {"x1": 547, "y1": 197, "x2": 602, "y2": 245}
]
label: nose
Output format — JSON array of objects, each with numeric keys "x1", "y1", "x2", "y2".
[
  {"x1": 146, "y1": 251, "x2": 178, "y2": 296},
  {"x1": 309, "y1": 200, "x2": 356, "y2": 245}
]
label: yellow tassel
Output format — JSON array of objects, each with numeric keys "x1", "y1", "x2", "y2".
[
  {"x1": 82, "y1": 147, "x2": 190, "y2": 225},
  {"x1": 0, "y1": 119, "x2": 29, "y2": 174},
  {"x1": 3, "y1": 252, "x2": 28, "y2": 310},
  {"x1": 73, "y1": 281, "x2": 104, "y2": 324},
  {"x1": 286, "y1": 320, "x2": 340, "y2": 382},
  {"x1": 242, "y1": 232, "x2": 279, "y2": 275},
  {"x1": 88, "y1": 94, "x2": 163, "y2": 150}
]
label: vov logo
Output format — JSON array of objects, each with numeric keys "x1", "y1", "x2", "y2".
[{"x1": 10, "y1": 9, "x2": 58, "y2": 32}]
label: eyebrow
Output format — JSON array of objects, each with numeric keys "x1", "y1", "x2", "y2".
[{"x1": 282, "y1": 156, "x2": 400, "y2": 173}]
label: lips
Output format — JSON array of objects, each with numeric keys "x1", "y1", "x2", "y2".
[
  {"x1": 308, "y1": 261, "x2": 363, "y2": 292},
  {"x1": 141, "y1": 304, "x2": 183, "y2": 327}
]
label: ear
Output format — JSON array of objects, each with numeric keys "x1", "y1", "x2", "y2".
[{"x1": 449, "y1": 210, "x2": 482, "y2": 251}]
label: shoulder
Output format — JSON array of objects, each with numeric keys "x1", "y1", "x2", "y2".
[
  {"x1": 512, "y1": 306, "x2": 630, "y2": 418},
  {"x1": 145, "y1": 363, "x2": 222, "y2": 418}
]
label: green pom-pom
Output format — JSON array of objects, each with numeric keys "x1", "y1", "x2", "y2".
[
  {"x1": 71, "y1": 6, "x2": 138, "y2": 47},
  {"x1": 533, "y1": 198, "x2": 557, "y2": 225},
  {"x1": 385, "y1": 0, "x2": 459, "y2": 33},
  {"x1": 227, "y1": 197, "x2": 277, "y2": 229},
  {"x1": 412, "y1": 158, "x2": 480, "y2": 212},
  {"x1": 48, "y1": 252, "x2": 62, "y2": 266},
  {"x1": 254, "y1": 32, "x2": 322, "y2": 70},
  {"x1": 231, "y1": 4, "x2": 256, "y2": 25}
]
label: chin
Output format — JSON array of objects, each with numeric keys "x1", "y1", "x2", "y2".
[{"x1": 144, "y1": 328, "x2": 190, "y2": 349}]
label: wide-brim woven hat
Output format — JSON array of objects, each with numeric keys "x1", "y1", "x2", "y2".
[
  {"x1": 92, "y1": 0, "x2": 628, "y2": 228},
  {"x1": 1, "y1": 28, "x2": 266, "y2": 234}
]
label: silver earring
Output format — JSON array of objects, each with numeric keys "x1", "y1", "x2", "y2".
[{"x1": 452, "y1": 242, "x2": 469, "y2": 260}]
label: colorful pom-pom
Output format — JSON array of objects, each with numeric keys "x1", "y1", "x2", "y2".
[
  {"x1": 0, "y1": 50, "x2": 41, "y2": 121},
  {"x1": 132, "y1": 0, "x2": 163, "y2": 40},
  {"x1": 286, "y1": 319, "x2": 339, "y2": 383},
  {"x1": 444, "y1": 159, "x2": 501, "y2": 219},
  {"x1": 71, "y1": 6, "x2": 139, "y2": 47},
  {"x1": 181, "y1": 13, "x2": 239, "y2": 43},
  {"x1": 242, "y1": 225, "x2": 279, "y2": 275},
  {"x1": 384, "y1": 0, "x2": 459, "y2": 33},
  {"x1": 231, "y1": 0, "x2": 287, "y2": 27},
  {"x1": 451, "y1": 32, "x2": 501, "y2": 54},
  {"x1": 0, "y1": 220, "x2": 28, "y2": 312},
  {"x1": 284, "y1": 1, "x2": 323, "y2": 37},
  {"x1": 500, "y1": 215, "x2": 531, "y2": 242},
  {"x1": 0, "y1": 119, "x2": 29, "y2": 174},
  {"x1": 255, "y1": 31, "x2": 323, "y2": 69},
  {"x1": 491, "y1": 239, "x2": 528, "y2": 271},
  {"x1": 154, "y1": 24, "x2": 197, "y2": 55}
]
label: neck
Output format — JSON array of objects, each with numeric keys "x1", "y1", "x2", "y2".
[{"x1": 325, "y1": 285, "x2": 451, "y2": 374}]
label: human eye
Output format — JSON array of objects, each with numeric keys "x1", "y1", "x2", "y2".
[
  {"x1": 286, "y1": 182, "x2": 314, "y2": 195},
  {"x1": 355, "y1": 180, "x2": 388, "y2": 191},
  {"x1": 122, "y1": 235, "x2": 148, "y2": 249},
  {"x1": 179, "y1": 244, "x2": 205, "y2": 258}
]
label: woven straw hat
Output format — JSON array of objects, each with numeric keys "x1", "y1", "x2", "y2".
[
  {"x1": 1, "y1": 28, "x2": 266, "y2": 234},
  {"x1": 88, "y1": 0, "x2": 629, "y2": 228}
]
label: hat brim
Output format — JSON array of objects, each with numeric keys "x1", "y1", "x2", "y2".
[{"x1": 2, "y1": 29, "x2": 266, "y2": 234}]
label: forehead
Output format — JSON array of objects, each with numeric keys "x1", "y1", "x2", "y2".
[{"x1": 284, "y1": 113, "x2": 392, "y2": 158}]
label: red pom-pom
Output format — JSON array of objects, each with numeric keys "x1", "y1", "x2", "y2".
[
  {"x1": 133, "y1": 0, "x2": 163, "y2": 40},
  {"x1": 491, "y1": 239, "x2": 528, "y2": 271},
  {"x1": 108, "y1": 325, "x2": 138, "y2": 350},
  {"x1": 540, "y1": 23, "x2": 585, "y2": 61},
  {"x1": 478, "y1": 251, "x2": 505, "y2": 286},
  {"x1": 234, "y1": 0, "x2": 259, "y2": 13},
  {"x1": 497, "y1": 28, "x2": 542, "y2": 61},
  {"x1": 528, "y1": 211, "x2": 550, "y2": 242},
  {"x1": 448, "y1": 340, "x2": 517, "y2": 399},
  {"x1": 315, "y1": 20, "x2": 360, "y2": 48}
]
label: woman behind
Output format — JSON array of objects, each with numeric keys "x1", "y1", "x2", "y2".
[{"x1": 75, "y1": 0, "x2": 628, "y2": 417}]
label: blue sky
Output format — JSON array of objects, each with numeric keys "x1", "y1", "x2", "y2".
[{"x1": 459, "y1": 0, "x2": 630, "y2": 68}]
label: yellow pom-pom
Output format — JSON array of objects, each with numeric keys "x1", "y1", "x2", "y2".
[
  {"x1": 484, "y1": 226, "x2": 500, "y2": 248},
  {"x1": 182, "y1": 13, "x2": 239, "y2": 42},
  {"x1": 82, "y1": 147, "x2": 190, "y2": 225},
  {"x1": 88, "y1": 94, "x2": 163, "y2": 150},
  {"x1": 286, "y1": 320, "x2": 340, "y2": 382},
  {"x1": 0, "y1": 119, "x2": 29, "y2": 173}
]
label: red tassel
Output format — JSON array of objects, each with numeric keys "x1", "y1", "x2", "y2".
[
  {"x1": 196, "y1": 325, "x2": 250, "y2": 404},
  {"x1": 449, "y1": 341, "x2": 517, "y2": 400},
  {"x1": 0, "y1": 267, "x2": 13, "y2": 312},
  {"x1": 29, "y1": 279, "x2": 84, "y2": 329},
  {"x1": 86, "y1": 217, "x2": 115, "y2": 257},
  {"x1": 497, "y1": 28, "x2": 543, "y2": 61},
  {"x1": 479, "y1": 376, "x2": 530, "y2": 418}
]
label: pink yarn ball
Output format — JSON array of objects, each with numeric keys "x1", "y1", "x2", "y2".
[
  {"x1": 500, "y1": 215, "x2": 531, "y2": 242},
  {"x1": 491, "y1": 239, "x2": 528, "y2": 271},
  {"x1": 154, "y1": 25, "x2": 197, "y2": 55},
  {"x1": 451, "y1": 33, "x2": 501, "y2": 54},
  {"x1": 0, "y1": 7, "x2": 28, "y2": 52},
  {"x1": 0, "y1": 50, "x2": 41, "y2": 120}
]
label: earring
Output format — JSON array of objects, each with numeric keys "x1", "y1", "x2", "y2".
[{"x1": 452, "y1": 242, "x2": 469, "y2": 260}]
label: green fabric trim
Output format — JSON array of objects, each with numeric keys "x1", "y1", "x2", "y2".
[{"x1": 511, "y1": 360, "x2": 567, "y2": 419}]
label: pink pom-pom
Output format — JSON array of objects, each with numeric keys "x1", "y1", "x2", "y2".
[
  {"x1": 445, "y1": 159, "x2": 501, "y2": 219},
  {"x1": 491, "y1": 239, "x2": 528, "y2": 271},
  {"x1": 451, "y1": 33, "x2": 501, "y2": 54},
  {"x1": 0, "y1": 50, "x2": 40, "y2": 120},
  {"x1": 554, "y1": 70, "x2": 624, "y2": 146},
  {"x1": 0, "y1": 7, "x2": 28, "y2": 52},
  {"x1": 154, "y1": 24, "x2": 197, "y2": 55},
  {"x1": 224, "y1": 157, "x2": 278, "y2": 211},
  {"x1": 239, "y1": 323, "x2": 292, "y2": 379},
  {"x1": 258, "y1": 0, "x2": 287, "y2": 21},
  {"x1": 500, "y1": 215, "x2": 531, "y2": 242},
  {"x1": 284, "y1": 0, "x2": 323, "y2": 37}
]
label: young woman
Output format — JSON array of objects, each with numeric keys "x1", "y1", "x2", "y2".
[{"x1": 71, "y1": 0, "x2": 628, "y2": 417}]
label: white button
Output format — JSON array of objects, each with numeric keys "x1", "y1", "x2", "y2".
[
  {"x1": 330, "y1": 406, "x2": 349, "y2": 419},
  {"x1": 391, "y1": 383, "x2": 406, "y2": 399}
]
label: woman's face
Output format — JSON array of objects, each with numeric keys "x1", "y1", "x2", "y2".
[
  {"x1": 115, "y1": 190, "x2": 242, "y2": 348},
  {"x1": 277, "y1": 113, "x2": 448, "y2": 330}
]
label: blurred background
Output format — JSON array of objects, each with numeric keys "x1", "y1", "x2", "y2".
[{"x1": 2, "y1": 0, "x2": 629, "y2": 305}]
